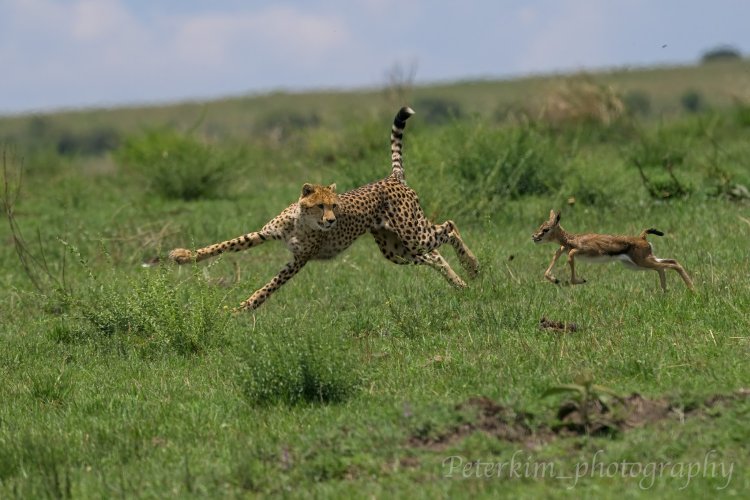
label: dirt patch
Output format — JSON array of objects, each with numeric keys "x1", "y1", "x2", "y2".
[
  {"x1": 408, "y1": 397, "x2": 553, "y2": 450},
  {"x1": 539, "y1": 317, "x2": 579, "y2": 333},
  {"x1": 408, "y1": 390, "x2": 749, "y2": 450},
  {"x1": 554, "y1": 393, "x2": 673, "y2": 437}
]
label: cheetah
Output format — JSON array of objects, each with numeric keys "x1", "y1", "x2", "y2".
[{"x1": 169, "y1": 107, "x2": 479, "y2": 310}]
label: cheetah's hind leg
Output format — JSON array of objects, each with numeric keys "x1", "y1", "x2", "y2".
[
  {"x1": 447, "y1": 222, "x2": 479, "y2": 279},
  {"x1": 371, "y1": 228, "x2": 467, "y2": 288}
]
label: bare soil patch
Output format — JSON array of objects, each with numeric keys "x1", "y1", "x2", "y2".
[{"x1": 409, "y1": 390, "x2": 749, "y2": 450}]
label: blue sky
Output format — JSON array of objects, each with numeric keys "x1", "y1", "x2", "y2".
[{"x1": 1, "y1": 0, "x2": 748, "y2": 114}]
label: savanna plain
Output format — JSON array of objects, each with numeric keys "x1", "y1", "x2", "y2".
[{"x1": 1, "y1": 61, "x2": 750, "y2": 497}]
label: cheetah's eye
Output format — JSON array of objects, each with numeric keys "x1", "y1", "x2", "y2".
[
  {"x1": 317, "y1": 204, "x2": 324, "y2": 209},
  {"x1": 332, "y1": 204, "x2": 338, "y2": 210}
]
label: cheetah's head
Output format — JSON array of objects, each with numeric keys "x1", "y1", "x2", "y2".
[{"x1": 299, "y1": 183, "x2": 339, "y2": 231}]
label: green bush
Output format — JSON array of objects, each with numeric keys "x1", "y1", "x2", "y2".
[
  {"x1": 56, "y1": 127, "x2": 120, "y2": 156},
  {"x1": 54, "y1": 246, "x2": 231, "y2": 356},
  {"x1": 115, "y1": 128, "x2": 239, "y2": 200},
  {"x1": 734, "y1": 100, "x2": 750, "y2": 127},
  {"x1": 257, "y1": 110, "x2": 321, "y2": 142},
  {"x1": 446, "y1": 123, "x2": 560, "y2": 210},
  {"x1": 680, "y1": 90, "x2": 706, "y2": 113},
  {"x1": 623, "y1": 90, "x2": 652, "y2": 116},
  {"x1": 700, "y1": 45, "x2": 742, "y2": 63},
  {"x1": 628, "y1": 128, "x2": 692, "y2": 199},
  {"x1": 414, "y1": 97, "x2": 464, "y2": 125},
  {"x1": 238, "y1": 328, "x2": 361, "y2": 406}
]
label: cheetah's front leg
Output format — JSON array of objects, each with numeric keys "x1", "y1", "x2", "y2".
[
  {"x1": 235, "y1": 257, "x2": 308, "y2": 311},
  {"x1": 169, "y1": 231, "x2": 273, "y2": 264}
]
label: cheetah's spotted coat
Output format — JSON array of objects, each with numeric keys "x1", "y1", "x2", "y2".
[{"x1": 169, "y1": 107, "x2": 479, "y2": 310}]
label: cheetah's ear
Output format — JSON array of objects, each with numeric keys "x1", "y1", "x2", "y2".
[
  {"x1": 301, "y1": 183, "x2": 315, "y2": 198},
  {"x1": 328, "y1": 183, "x2": 337, "y2": 193}
]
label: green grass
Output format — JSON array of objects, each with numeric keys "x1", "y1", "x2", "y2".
[{"x1": 1, "y1": 67, "x2": 750, "y2": 497}]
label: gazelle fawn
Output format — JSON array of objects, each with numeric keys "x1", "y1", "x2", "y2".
[{"x1": 531, "y1": 210, "x2": 694, "y2": 291}]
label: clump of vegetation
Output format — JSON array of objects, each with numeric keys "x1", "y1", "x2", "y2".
[
  {"x1": 382, "y1": 60, "x2": 417, "y2": 109},
  {"x1": 543, "y1": 371, "x2": 621, "y2": 434},
  {"x1": 732, "y1": 98, "x2": 750, "y2": 127},
  {"x1": 238, "y1": 328, "x2": 362, "y2": 406},
  {"x1": 258, "y1": 110, "x2": 322, "y2": 144},
  {"x1": 446, "y1": 122, "x2": 561, "y2": 212},
  {"x1": 115, "y1": 128, "x2": 240, "y2": 200},
  {"x1": 414, "y1": 96, "x2": 464, "y2": 125},
  {"x1": 701, "y1": 120, "x2": 750, "y2": 201},
  {"x1": 701, "y1": 45, "x2": 742, "y2": 63},
  {"x1": 681, "y1": 89, "x2": 706, "y2": 113},
  {"x1": 53, "y1": 243, "x2": 231, "y2": 356},
  {"x1": 56, "y1": 127, "x2": 120, "y2": 156},
  {"x1": 540, "y1": 75, "x2": 625, "y2": 127},
  {"x1": 629, "y1": 128, "x2": 692, "y2": 199},
  {"x1": 622, "y1": 90, "x2": 652, "y2": 117}
]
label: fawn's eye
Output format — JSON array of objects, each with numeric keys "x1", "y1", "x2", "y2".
[{"x1": 542, "y1": 228, "x2": 549, "y2": 233}]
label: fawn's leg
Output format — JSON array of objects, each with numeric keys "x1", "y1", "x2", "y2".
[
  {"x1": 642, "y1": 256, "x2": 695, "y2": 291},
  {"x1": 567, "y1": 249, "x2": 587, "y2": 285},
  {"x1": 544, "y1": 246, "x2": 565, "y2": 284}
]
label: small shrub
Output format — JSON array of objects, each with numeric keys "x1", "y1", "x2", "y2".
[
  {"x1": 115, "y1": 128, "x2": 239, "y2": 200},
  {"x1": 561, "y1": 173, "x2": 609, "y2": 206},
  {"x1": 56, "y1": 244, "x2": 231, "y2": 356},
  {"x1": 629, "y1": 129, "x2": 692, "y2": 199},
  {"x1": 733, "y1": 99, "x2": 750, "y2": 127},
  {"x1": 622, "y1": 90, "x2": 652, "y2": 117},
  {"x1": 238, "y1": 328, "x2": 361, "y2": 406},
  {"x1": 56, "y1": 127, "x2": 120, "y2": 156},
  {"x1": 680, "y1": 90, "x2": 705, "y2": 113},
  {"x1": 382, "y1": 60, "x2": 417, "y2": 109},
  {"x1": 541, "y1": 76, "x2": 625, "y2": 127},
  {"x1": 414, "y1": 97, "x2": 464, "y2": 125},
  {"x1": 446, "y1": 123, "x2": 561, "y2": 212},
  {"x1": 258, "y1": 110, "x2": 321, "y2": 143},
  {"x1": 700, "y1": 45, "x2": 742, "y2": 63}
]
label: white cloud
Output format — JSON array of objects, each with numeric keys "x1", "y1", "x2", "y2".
[
  {"x1": 172, "y1": 7, "x2": 350, "y2": 67},
  {"x1": 0, "y1": 0, "x2": 356, "y2": 111},
  {"x1": 513, "y1": 0, "x2": 612, "y2": 73},
  {"x1": 70, "y1": 0, "x2": 136, "y2": 42},
  {"x1": 2, "y1": 0, "x2": 750, "y2": 113}
]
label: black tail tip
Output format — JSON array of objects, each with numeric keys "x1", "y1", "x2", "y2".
[{"x1": 646, "y1": 228, "x2": 665, "y2": 236}]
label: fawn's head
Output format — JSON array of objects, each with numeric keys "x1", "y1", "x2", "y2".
[{"x1": 532, "y1": 210, "x2": 562, "y2": 243}]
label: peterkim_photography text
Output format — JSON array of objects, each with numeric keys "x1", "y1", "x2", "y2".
[{"x1": 442, "y1": 450, "x2": 735, "y2": 490}]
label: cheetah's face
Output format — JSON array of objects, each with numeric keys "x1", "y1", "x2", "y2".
[{"x1": 299, "y1": 183, "x2": 339, "y2": 231}]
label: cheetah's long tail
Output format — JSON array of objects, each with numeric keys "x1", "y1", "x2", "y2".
[{"x1": 390, "y1": 106, "x2": 415, "y2": 183}]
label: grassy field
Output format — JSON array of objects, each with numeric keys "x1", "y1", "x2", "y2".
[{"x1": 1, "y1": 62, "x2": 750, "y2": 497}]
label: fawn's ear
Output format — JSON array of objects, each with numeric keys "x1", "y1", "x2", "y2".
[
  {"x1": 549, "y1": 209, "x2": 556, "y2": 220},
  {"x1": 328, "y1": 183, "x2": 337, "y2": 193},
  {"x1": 301, "y1": 183, "x2": 315, "y2": 198},
  {"x1": 554, "y1": 211, "x2": 561, "y2": 224}
]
